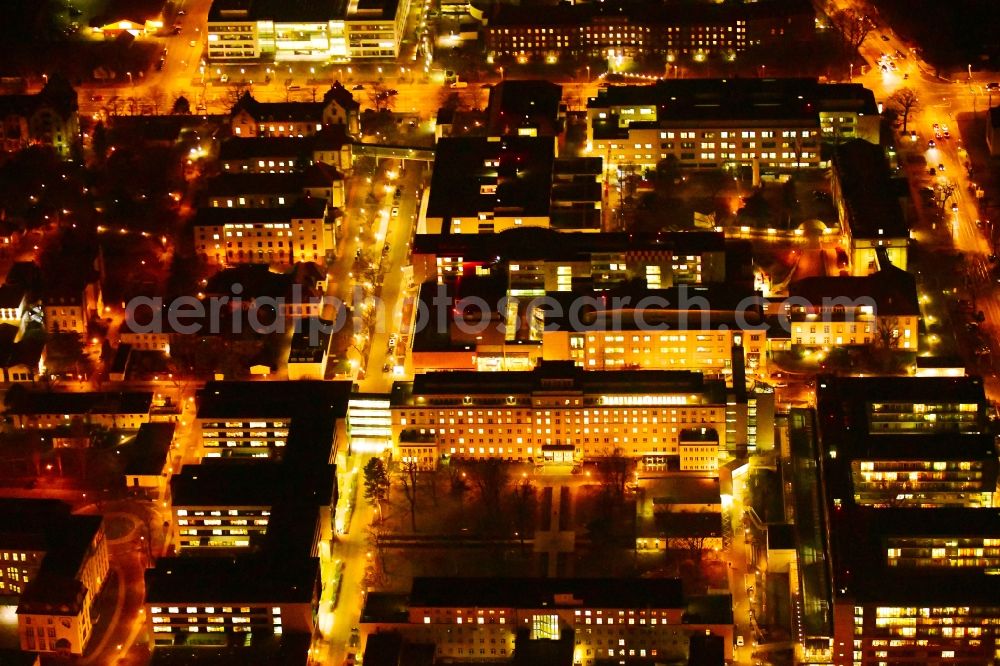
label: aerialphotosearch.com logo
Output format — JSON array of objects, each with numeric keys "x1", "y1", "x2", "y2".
[{"x1": 124, "y1": 283, "x2": 881, "y2": 346}]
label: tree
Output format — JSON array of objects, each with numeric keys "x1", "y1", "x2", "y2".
[
  {"x1": 225, "y1": 82, "x2": 253, "y2": 112},
  {"x1": 398, "y1": 460, "x2": 419, "y2": 532},
  {"x1": 875, "y1": 316, "x2": 901, "y2": 350},
  {"x1": 91, "y1": 121, "x2": 109, "y2": 162},
  {"x1": 172, "y1": 95, "x2": 192, "y2": 115},
  {"x1": 595, "y1": 448, "x2": 634, "y2": 504},
  {"x1": 830, "y1": 8, "x2": 875, "y2": 53},
  {"x1": 509, "y1": 476, "x2": 538, "y2": 549},
  {"x1": 363, "y1": 457, "x2": 390, "y2": 521},
  {"x1": 886, "y1": 88, "x2": 920, "y2": 133},
  {"x1": 469, "y1": 459, "x2": 510, "y2": 524},
  {"x1": 147, "y1": 86, "x2": 166, "y2": 115},
  {"x1": 367, "y1": 82, "x2": 398, "y2": 112},
  {"x1": 43, "y1": 332, "x2": 93, "y2": 378}
]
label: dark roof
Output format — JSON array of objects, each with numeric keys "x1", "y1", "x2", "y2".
[
  {"x1": 197, "y1": 380, "x2": 351, "y2": 420},
  {"x1": 683, "y1": 594, "x2": 734, "y2": 625},
  {"x1": 0, "y1": 330, "x2": 43, "y2": 370},
  {"x1": 203, "y1": 263, "x2": 323, "y2": 301},
  {"x1": 650, "y1": 512, "x2": 723, "y2": 538},
  {"x1": 361, "y1": 592, "x2": 410, "y2": 623},
  {"x1": 413, "y1": 228, "x2": 725, "y2": 261},
  {"x1": 193, "y1": 198, "x2": 328, "y2": 227},
  {"x1": 490, "y1": 0, "x2": 813, "y2": 29},
  {"x1": 5, "y1": 391, "x2": 152, "y2": 416},
  {"x1": 833, "y1": 139, "x2": 908, "y2": 239},
  {"x1": 788, "y1": 265, "x2": 919, "y2": 317},
  {"x1": 687, "y1": 633, "x2": 725, "y2": 666},
  {"x1": 767, "y1": 523, "x2": 796, "y2": 551},
  {"x1": 145, "y1": 555, "x2": 319, "y2": 604},
  {"x1": 219, "y1": 136, "x2": 314, "y2": 161},
  {"x1": 0, "y1": 284, "x2": 26, "y2": 309},
  {"x1": 171, "y1": 461, "x2": 284, "y2": 505},
  {"x1": 123, "y1": 422, "x2": 175, "y2": 476},
  {"x1": 288, "y1": 317, "x2": 333, "y2": 364},
  {"x1": 231, "y1": 92, "x2": 325, "y2": 123},
  {"x1": 0, "y1": 79, "x2": 78, "y2": 122},
  {"x1": 588, "y1": 77, "x2": 877, "y2": 128},
  {"x1": 149, "y1": 634, "x2": 311, "y2": 666},
  {"x1": 205, "y1": 170, "x2": 339, "y2": 198},
  {"x1": 408, "y1": 577, "x2": 685, "y2": 609},
  {"x1": 426, "y1": 136, "x2": 555, "y2": 220},
  {"x1": 17, "y1": 577, "x2": 86, "y2": 615},
  {"x1": 486, "y1": 80, "x2": 563, "y2": 136},
  {"x1": 830, "y1": 507, "x2": 1000, "y2": 605},
  {"x1": 347, "y1": 0, "x2": 402, "y2": 21},
  {"x1": 647, "y1": 477, "x2": 721, "y2": 505},
  {"x1": 393, "y1": 361, "x2": 725, "y2": 405},
  {"x1": 322, "y1": 81, "x2": 360, "y2": 112}
]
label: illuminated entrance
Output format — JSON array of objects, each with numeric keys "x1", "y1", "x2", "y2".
[{"x1": 540, "y1": 444, "x2": 576, "y2": 464}]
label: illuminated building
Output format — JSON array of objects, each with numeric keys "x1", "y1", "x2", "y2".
[
  {"x1": 817, "y1": 375, "x2": 995, "y2": 508},
  {"x1": 587, "y1": 78, "x2": 880, "y2": 173},
  {"x1": 812, "y1": 376, "x2": 1000, "y2": 665},
  {"x1": 0, "y1": 78, "x2": 79, "y2": 157},
  {"x1": 205, "y1": 168, "x2": 345, "y2": 209},
  {"x1": 482, "y1": 0, "x2": 814, "y2": 63},
  {"x1": 145, "y1": 557, "x2": 320, "y2": 646},
  {"x1": 785, "y1": 265, "x2": 920, "y2": 351},
  {"x1": 123, "y1": 422, "x2": 176, "y2": 499},
  {"x1": 391, "y1": 361, "x2": 771, "y2": 468},
  {"x1": 207, "y1": 0, "x2": 412, "y2": 62},
  {"x1": 0, "y1": 500, "x2": 108, "y2": 656},
  {"x1": 4, "y1": 390, "x2": 152, "y2": 430},
  {"x1": 286, "y1": 316, "x2": 333, "y2": 380},
  {"x1": 411, "y1": 228, "x2": 730, "y2": 287},
  {"x1": 409, "y1": 281, "x2": 768, "y2": 378},
  {"x1": 832, "y1": 140, "x2": 909, "y2": 274},
  {"x1": 360, "y1": 577, "x2": 734, "y2": 664},
  {"x1": 219, "y1": 126, "x2": 353, "y2": 174},
  {"x1": 194, "y1": 380, "x2": 349, "y2": 460},
  {"x1": 421, "y1": 137, "x2": 603, "y2": 234},
  {"x1": 146, "y1": 381, "x2": 349, "y2": 659},
  {"x1": 230, "y1": 85, "x2": 360, "y2": 138},
  {"x1": 194, "y1": 198, "x2": 335, "y2": 267}
]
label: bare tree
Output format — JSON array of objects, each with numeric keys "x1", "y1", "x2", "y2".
[
  {"x1": 830, "y1": 8, "x2": 875, "y2": 52},
  {"x1": 225, "y1": 82, "x2": 253, "y2": 112},
  {"x1": 469, "y1": 459, "x2": 510, "y2": 522},
  {"x1": 595, "y1": 448, "x2": 634, "y2": 504},
  {"x1": 509, "y1": 476, "x2": 538, "y2": 549},
  {"x1": 886, "y1": 88, "x2": 920, "y2": 133},
  {"x1": 875, "y1": 316, "x2": 901, "y2": 350},
  {"x1": 147, "y1": 85, "x2": 166, "y2": 115},
  {"x1": 398, "y1": 460, "x2": 419, "y2": 532},
  {"x1": 937, "y1": 182, "x2": 957, "y2": 210},
  {"x1": 367, "y1": 82, "x2": 398, "y2": 112}
]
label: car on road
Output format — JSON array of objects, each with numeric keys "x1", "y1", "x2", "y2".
[
  {"x1": 737, "y1": 635, "x2": 745, "y2": 647},
  {"x1": 388, "y1": 335, "x2": 397, "y2": 349},
  {"x1": 220, "y1": 73, "x2": 229, "y2": 83},
  {"x1": 938, "y1": 163, "x2": 946, "y2": 172},
  {"x1": 352, "y1": 84, "x2": 364, "y2": 90},
  {"x1": 987, "y1": 82, "x2": 1000, "y2": 91},
  {"x1": 189, "y1": 39, "x2": 196, "y2": 47},
  {"x1": 903, "y1": 72, "x2": 909, "y2": 79},
  {"x1": 156, "y1": 58, "x2": 165, "y2": 71},
  {"x1": 951, "y1": 202, "x2": 959, "y2": 213},
  {"x1": 344, "y1": 652, "x2": 357, "y2": 666},
  {"x1": 450, "y1": 81, "x2": 468, "y2": 88},
  {"x1": 391, "y1": 207, "x2": 399, "y2": 217},
  {"x1": 881, "y1": 34, "x2": 890, "y2": 41},
  {"x1": 928, "y1": 139, "x2": 936, "y2": 148}
]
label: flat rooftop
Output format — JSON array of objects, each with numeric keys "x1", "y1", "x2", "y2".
[
  {"x1": 123, "y1": 422, "x2": 175, "y2": 476},
  {"x1": 833, "y1": 139, "x2": 908, "y2": 239},
  {"x1": 145, "y1": 555, "x2": 319, "y2": 604},
  {"x1": 197, "y1": 380, "x2": 351, "y2": 421},
  {"x1": 408, "y1": 577, "x2": 685, "y2": 609},
  {"x1": 5, "y1": 391, "x2": 152, "y2": 416}
]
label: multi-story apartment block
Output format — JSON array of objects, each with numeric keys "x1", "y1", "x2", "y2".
[
  {"x1": 482, "y1": 0, "x2": 814, "y2": 63},
  {"x1": 361, "y1": 577, "x2": 734, "y2": 665},
  {"x1": 412, "y1": 228, "x2": 729, "y2": 287},
  {"x1": 218, "y1": 126, "x2": 353, "y2": 173},
  {"x1": 786, "y1": 265, "x2": 920, "y2": 351},
  {"x1": 410, "y1": 281, "x2": 768, "y2": 378},
  {"x1": 145, "y1": 556, "x2": 320, "y2": 646},
  {"x1": 391, "y1": 361, "x2": 769, "y2": 468},
  {"x1": 5, "y1": 391, "x2": 153, "y2": 430},
  {"x1": 194, "y1": 380, "x2": 349, "y2": 460},
  {"x1": 207, "y1": 0, "x2": 411, "y2": 62},
  {"x1": 0, "y1": 78, "x2": 79, "y2": 157},
  {"x1": 422, "y1": 136, "x2": 602, "y2": 234},
  {"x1": 205, "y1": 167, "x2": 345, "y2": 209},
  {"x1": 832, "y1": 139, "x2": 909, "y2": 274},
  {"x1": 194, "y1": 197, "x2": 335, "y2": 266},
  {"x1": 230, "y1": 84, "x2": 360, "y2": 138},
  {"x1": 0, "y1": 500, "x2": 109, "y2": 656},
  {"x1": 586, "y1": 78, "x2": 879, "y2": 172}
]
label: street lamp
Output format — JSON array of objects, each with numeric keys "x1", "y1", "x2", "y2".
[
  {"x1": 585, "y1": 65, "x2": 590, "y2": 82},
  {"x1": 499, "y1": 66, "x2": 504, "y2": 80}
]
